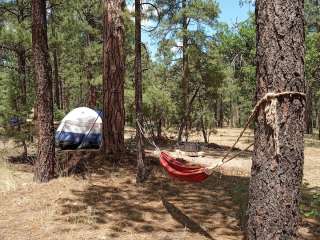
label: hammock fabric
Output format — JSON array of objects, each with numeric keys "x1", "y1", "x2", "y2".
[{"x1": 159, "y1": 152, "x2": 210, "y2": 182}]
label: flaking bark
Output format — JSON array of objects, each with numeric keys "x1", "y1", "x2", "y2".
[
  {"x1": 32, "y1": 0, "x2": 55, "y2": 182},
  {"x1": 102, "y1": 0, "x2": 125, "y2": 156},
  {"x1": 247, "y1": 1, "x2": 305, "y2": 239}
]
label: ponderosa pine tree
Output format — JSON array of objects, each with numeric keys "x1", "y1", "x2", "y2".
[
  {"x1": 32, "y1": 0, "x2": 55, "y2": 182},
  {"x1": 150, "y1": 0, "x2": 219, "y2": 142},
  {"x1": 135, "y1": 0, "x2": 146, "y2": 183},
  {"x1": 49, "y1": 6, "x2": 62, "y2": 110},
  {"x1": 102, "y1": 0, "x2": 125, "y2": 156},
  {"x1": 247, "y1": 0, "x2": 305, "y2": 239}
]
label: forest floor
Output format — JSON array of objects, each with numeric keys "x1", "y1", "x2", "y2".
[{"x1": 0, "y1": 128, "x2": 319, "y2": 240}]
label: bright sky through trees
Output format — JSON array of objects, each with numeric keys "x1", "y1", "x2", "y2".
[{"x1": 126, "y1": 0, "x2": 252, "y2": 56}]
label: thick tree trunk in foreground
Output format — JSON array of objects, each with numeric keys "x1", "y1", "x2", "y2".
[
  {"x1": 247, "y1": 1, "x2": 305, "y2": 239},
  {"x1": 32, "y1": 0, "x2": 55, "y2": 182},
  {"x1": 102, "y1": 0, "x2": 125, "y2": 156},
  {"x1": 135, "y1": 0, "x2": 146, "y2": 183}
]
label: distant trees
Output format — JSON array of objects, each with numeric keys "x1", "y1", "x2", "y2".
[
  {"x1": 305, "y1": 0, "x2": 320, "y2": 136},
  {"x1": 248, "y1": 0, "x2": 305, "y2": 238},
  {"x1": 0, "y1": 0, "x2": 31, "y2": 117},
  {"x1": 102, "y1": 0, "x2": 125, "y2": 156},
  {"x1": 47, "y1": 0, "x2": 103, "y2": 112},
  {"x1": 0, "y1": 1, "x2": 318, "y2": 191},
  {"x1": 151, "y1": 0, "x2": 220, "y2": 142},
  {"x1": 32, "y1": 0, "x2": 55, "y2": 182}
]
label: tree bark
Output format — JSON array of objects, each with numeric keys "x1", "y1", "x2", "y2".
[
  {"x1": 305, "y1": 82, "x2": 313, "y2": 134},
  {"x1": 52, "y1": 48, "x2": 61, "y2": 109},
  {"x1": 32, "y1": 0, "x2": 55, "y2": 182},
  {"x1": 135, "y1": 0, "x2": 146, "y2": 183},
  {"x1": 51, "y1": 9, "x2": 61, "y2": 109},
  {"x1": 102, "y1": 0, "x2": 125, "y2": 156},
  {"x1": 247, "y1": 1, "x2": 305, "y2": 239},
  {"x1": 88, "y1": 84, "x2": 97, "y2": 108},
  {"x1": 200, "y1": 116, "x2": 208, "y2": 143},
  {"x1": 59, "y1": 79, "x2": 66, "y2": 110}
]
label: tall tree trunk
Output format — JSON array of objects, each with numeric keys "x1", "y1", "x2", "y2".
[
  {"x1": 178, "y1": 86, "x2": 200, "y2": 142},
  {"x1": 86, "y1": 34, "x2": 97, "y2": 109},
  {"x1": 214, "y1": 100, "x2": 218, "y2": 127},
  {"x1": 17, "y1": 49, "x2": 27, "y2": 106},
  {"x1": 52, "y1": 48, "x2": 61, "y2": 109},
  {"x1": 218, "y1": 94, "x2": 223, "y2": 128},
  {"x1": 177, "y1": 0, "x2": 190, "y2": 142},
  {"x1": 17, "y1": 48, "x2": 28, "y2": 159},
  {"x1": 60, "y1": 78, "x2": 64, "y2": 110},
  {"x1": 86, "y1": 60, "x2": 97, "y2": 109},
  {"x1": 305, "y1": 82, "x2": 313, "y2": 134},
  {"x1": 200, "y1": 116, "x2": 208, "y2": 143},
  {"x1": 247, "y1": 1, "x2": 305, "y2": 239},
  {"x1": 102, "y1": 0, "x2": 125, "y2": 156},
  {"x1": 62, "y1": 81, "x2": 69, "y2": 111},
  {"x1": 157, "y1": 118, "x2": 162, "y2": 139},
  {"x1": 88, "y1": 84, "x2": 97, "y2": 108},
  {"x1": 51, "y1": 9, "x2": 61, "y2": 109},
  {"x1": 32, "y1": 0, "x2": 55, "y2": 182},
  {"x1": 135, "y1": 0, "x2": 146, "y2": 183}
]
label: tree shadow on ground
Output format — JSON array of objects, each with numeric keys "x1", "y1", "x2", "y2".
[
  {"x1": 3, "y1": 139, "x2": 318, "y2": 239},
  {"x1": 161, "y1": 196, "x2": 215, "y2": 239},
  {"x1": 228, "y1": 177, "x2": 320, "y2": 240},
  {"x1": 56, "y1": 154, "x2": 247, "y2": 239},
  {"x1": 54, "y1": 151, "x2": 320, "y2": 239}
]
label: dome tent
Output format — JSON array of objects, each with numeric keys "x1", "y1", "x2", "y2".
[{"x1": 55, "y1": 107, "x2": 102, "y2": 149}]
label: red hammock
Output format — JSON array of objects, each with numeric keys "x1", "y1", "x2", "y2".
[{"x1": 159, "y1": 152, "x2": 210, "y2": 182}]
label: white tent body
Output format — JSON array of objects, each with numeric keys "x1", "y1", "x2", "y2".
[{"x1": 55, "y1": 107, "x2": 102, "y2": 149}]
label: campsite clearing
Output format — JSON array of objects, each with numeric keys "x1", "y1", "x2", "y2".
[{"x1": 0, "y1": 128, "x2": 319, "y2": 240}]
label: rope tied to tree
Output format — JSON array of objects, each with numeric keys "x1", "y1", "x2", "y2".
[
  {"x1": 206, "y1": 91, "x2": 306, "y2": 172},
  {"x1": 136, "y1": 91, "x2": 306, "y2": 176},
  {"x1": 136, "y1": 119, "x2": 161, "y2": 152}
]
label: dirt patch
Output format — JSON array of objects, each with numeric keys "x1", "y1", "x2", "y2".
[{"x1": 0, "y1": 128, "x2": 319, "y2": 239}]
